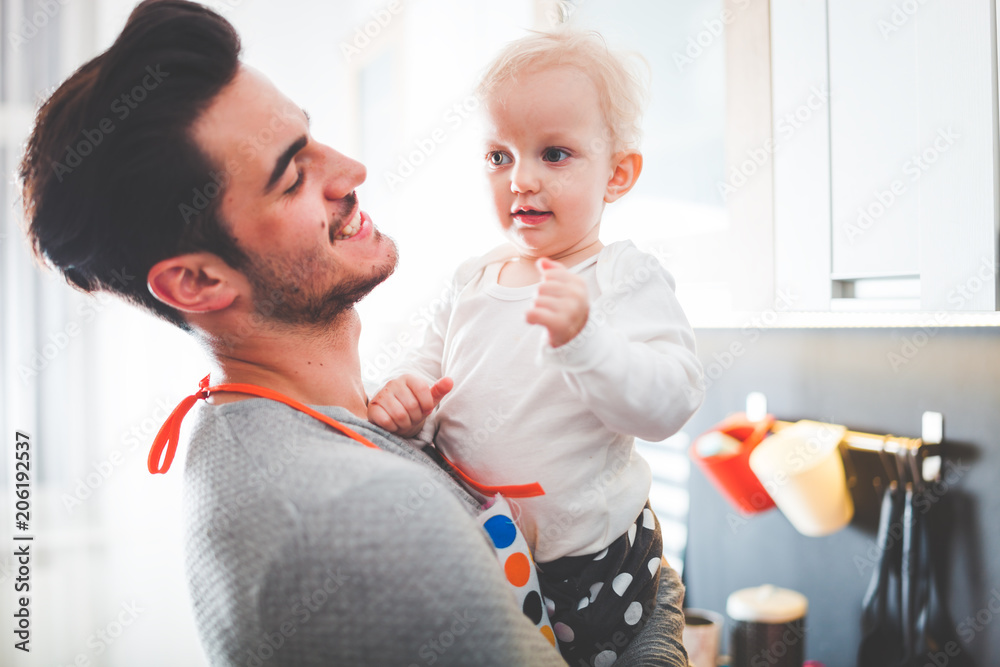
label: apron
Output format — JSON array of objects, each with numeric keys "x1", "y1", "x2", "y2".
[{"x1": 149, "y1": 375, "x2": 557, "y2": 648}]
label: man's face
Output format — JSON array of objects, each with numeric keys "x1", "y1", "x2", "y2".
[{"x1": 192, "y1": 65, "x2": 397, "y2": 326}]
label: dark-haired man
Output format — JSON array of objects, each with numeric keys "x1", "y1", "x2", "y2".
[{"x1": 19, "y1": 1, "x2": 688, "y2": 664}]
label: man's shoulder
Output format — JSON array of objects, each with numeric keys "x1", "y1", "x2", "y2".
[{"x1": 182, "y1": 398, "x2": 459, "y2": 509}]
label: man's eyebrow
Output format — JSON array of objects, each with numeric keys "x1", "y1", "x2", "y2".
[{"x1": 265, "y1": 134, "x2": 308, "y2": 193}]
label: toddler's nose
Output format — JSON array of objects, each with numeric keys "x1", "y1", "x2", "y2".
[{"x1": 510, "y1": 161, "x2": 541, "y2": 194}]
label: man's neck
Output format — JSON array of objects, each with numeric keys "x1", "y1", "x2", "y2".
[{"x1": 205, "y1": 308, "x2": 368, "y2": 418}]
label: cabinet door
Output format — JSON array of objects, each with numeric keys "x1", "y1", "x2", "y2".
[
  {"x1": 828, "y1": 0, "x2": 920, "y2": 284},
  {"x1": 915, "y1": 0, "x2": 998, "y2": 311},
  {"x1": 772, "y1": 0, "x2": 998, "y2": 312},
  {"x1": 771, "y1": 0, "x2": 832, "y2": 311}
]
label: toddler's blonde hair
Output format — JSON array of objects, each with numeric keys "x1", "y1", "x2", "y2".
[{"x1": 477, "y1": 29, "x2": 648, "y2": 152}]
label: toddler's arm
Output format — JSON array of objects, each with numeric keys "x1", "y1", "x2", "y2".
[{"x1": 542, "y1": 246, "x2": 705, "y2": 441}]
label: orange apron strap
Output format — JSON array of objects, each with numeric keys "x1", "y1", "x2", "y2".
[
  {"x1": 436, "y1": 449, "x2": 545, "y2": 499},
  {"x1": 148, "y1": 375, "x2": 545, "y2": 498}
]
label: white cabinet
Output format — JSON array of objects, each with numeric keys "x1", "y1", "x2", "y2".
[{"x1": 769, "y1": 0, "x2": 999, "y2": 312}]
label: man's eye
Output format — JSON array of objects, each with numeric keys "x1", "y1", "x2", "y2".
[
  {"x1": 284, "y1": 168, "x2": 304, "y2": 194},
  {"x1": 543, "y1": 148, "x2": 570, "y2": 162},
  {"x1": 487, "y1": 151, "x2": 511, "y2": 166}
]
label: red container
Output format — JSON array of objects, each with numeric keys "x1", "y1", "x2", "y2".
[{"x1": 690, "y1": 413, "x2": 777, "y2": 514}]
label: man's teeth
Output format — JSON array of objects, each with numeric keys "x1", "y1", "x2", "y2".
[{"x1": 334, "y1": 211, "x2": 362, "y2": 240}]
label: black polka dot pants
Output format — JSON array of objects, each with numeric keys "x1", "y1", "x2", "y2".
[{"x1": 536, "y1": 502, "x2": 662, "y2": 667}]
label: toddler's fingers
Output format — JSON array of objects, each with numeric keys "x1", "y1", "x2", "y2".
[
  {"x1": 525, "y1": 306, "x2": 559, "y2": 330},
  {"x1": 368, "y1": 403, "x2": 399, "y2": 432},
  {"x1": 372, "y1": 393, "x2": 413, "y2": 431},
  {"x1": 536, "y1": 281, "x2": 580, "y2": 299},
  {"x1": 430, "y1": 377, "x2": 453, "y2": 403},
  {"x1": 536, "y1": 257, "x2": 565, "y2": 272},
  {"x1": 531, "y1": 295, "x2": 564, "y2": 313},
  {"x1": 393, "y1": 384, "x2": 424, "y2": 420}
]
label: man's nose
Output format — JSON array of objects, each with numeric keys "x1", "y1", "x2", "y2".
[
  {"x1": 510, "y1": 160, "x2": 540, "y2": 195},
  {"x1": 321, "y1": 147, "x2": 367, "y2": 199}
]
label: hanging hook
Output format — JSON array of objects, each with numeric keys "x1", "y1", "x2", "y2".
[
  {"x1": 877, "y1": 436, "x2": 898, "y2": 490},
  {"x1": 905, "y1": 442, "x2": 924, "y2": 493}
]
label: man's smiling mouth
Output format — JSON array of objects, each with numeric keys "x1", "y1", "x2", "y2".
[{"x1": 334, "y1": 208, "x2": 363, "y2": 240}]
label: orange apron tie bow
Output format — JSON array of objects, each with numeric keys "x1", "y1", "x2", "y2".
[{"x1": 148, "y1": 375, "x2": 545, "y2": 499}]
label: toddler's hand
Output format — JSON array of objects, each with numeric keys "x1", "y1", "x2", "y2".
[
  {"x1": 368, "y1": 374, "x2": 453, "y2": 438},
  {"x1": 526, "y1": 257, "x2": 590, "y2": 348}
]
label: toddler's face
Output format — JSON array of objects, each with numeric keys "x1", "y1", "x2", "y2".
[{"x1": 483, "y1": 66, "x2": 616, "y2": 260}]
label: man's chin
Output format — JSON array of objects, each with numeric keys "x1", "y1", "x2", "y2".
[
  {"x1": 241, "y1": 231, "x2": 399, "y2": 327},
  {"x1": 374, "y1": 230, "x2": 399, "y2": 283}
]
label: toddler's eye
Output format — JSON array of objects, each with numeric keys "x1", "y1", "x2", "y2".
[
  {"x1": 487, "y1": 151, "x2": 511, "y2": 166},
  {"x1": 543, "y1": 148, "x2": 570, "y2": 162}
]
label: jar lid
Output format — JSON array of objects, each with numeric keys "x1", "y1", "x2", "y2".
[{"x1": 726, "y1": 584, "x2": 808, "y2": 623}]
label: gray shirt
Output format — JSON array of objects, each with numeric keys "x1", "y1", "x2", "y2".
[{"x1": 182, "y1": 398, "x2": 688, "y2": 666}]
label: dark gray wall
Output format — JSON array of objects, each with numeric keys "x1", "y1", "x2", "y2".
[{"x1": 683, "y1": 327, "x2": 999, "y2": 667}]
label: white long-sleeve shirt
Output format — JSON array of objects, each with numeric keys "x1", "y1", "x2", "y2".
[{"x1": 393, "y1": 240, "x2": 704, "y2": 562}]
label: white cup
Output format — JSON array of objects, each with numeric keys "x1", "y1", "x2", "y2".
[
  {"x1": 682, "y1": 608, "x2": 724, "y2": 667},
  {"x1": 748, "y1": 420, "x2": 854, "y2": 536}
]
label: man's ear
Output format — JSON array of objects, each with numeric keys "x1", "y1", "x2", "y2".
[
  {"x1": 605, "y1": 151, "x2": 643, "y2": 203},
  {"x1": 147, "y1": 252, "x2": 240, "y2": 313}
]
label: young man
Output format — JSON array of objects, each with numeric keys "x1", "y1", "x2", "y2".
[{"x1": 19, "y1": 1, "x2": 688, "y2": 664}]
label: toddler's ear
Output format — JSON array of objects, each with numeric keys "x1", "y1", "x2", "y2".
[{"x1": 605, "y1": 151, "x2": 643, "y2": 203}]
